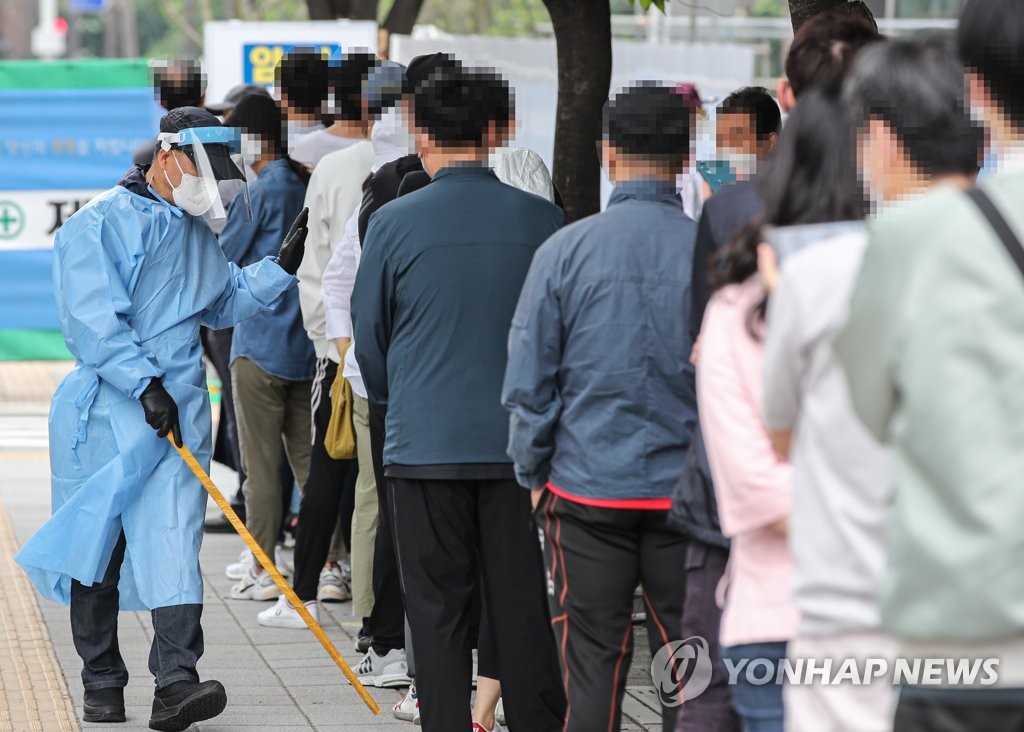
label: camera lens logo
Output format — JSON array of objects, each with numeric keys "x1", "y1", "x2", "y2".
[{"x1": 651, "y1": 636, "x2": 713, "y2": 707}]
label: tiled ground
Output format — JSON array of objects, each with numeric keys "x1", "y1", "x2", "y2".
[{"x1": 0, "y1": 362, "x2": 663, "y2": 731}]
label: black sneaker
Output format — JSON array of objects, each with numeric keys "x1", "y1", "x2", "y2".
[
  {"x1": 149, "y1": 680, "x2": 227, "y2": 732},
  {"x1": 205, "y1": 515, "x2": 241, "y2": 532},
  {"x1": 355, "y1": 617, "x2": 372, "y2": 653},
  {"x1": 83, "y1": 687, "x2": 125, "y2": 723}
]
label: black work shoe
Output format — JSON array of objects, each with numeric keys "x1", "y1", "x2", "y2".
[
  {"x1": 204, "y1": 512, "x2": 243, "y2": 533},
  {"x1": 83, "y1": 687, "x2": 126, "y2": 723},
  {"x1": 149, "y1": 680, "x2": 227, "y2": 732}
]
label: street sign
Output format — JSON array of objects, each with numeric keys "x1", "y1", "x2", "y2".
[{"x1": 70, "y1": 0, "x2": 109, "y2": 12}]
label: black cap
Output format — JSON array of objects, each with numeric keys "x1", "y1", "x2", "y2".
[
  {"x1": 405, "y1": 53, "x2": 461, "y2": 92},
  {"x1": 159, "y1": 106, "x2": 244, "y2": 181},
  {"x1": 206, "y1": 84, "x2": 271, "y2": 115}
]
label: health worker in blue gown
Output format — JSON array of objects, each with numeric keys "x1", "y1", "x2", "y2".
[{"x1": 15, "y1": 106, "x2": 309, "y2": 732}]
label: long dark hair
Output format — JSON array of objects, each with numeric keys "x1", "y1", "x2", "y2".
[{"x1": 710, "y1": 84, "x2": 866, "y2": 338}]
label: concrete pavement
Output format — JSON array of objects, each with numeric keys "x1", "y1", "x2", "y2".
[{"x1": 0, "y1": 362, "x2": 663, "y2": 731}]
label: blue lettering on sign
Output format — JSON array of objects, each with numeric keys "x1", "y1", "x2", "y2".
[{"x1": 243, "y1": 44, "x2": 343, "y2": 86}]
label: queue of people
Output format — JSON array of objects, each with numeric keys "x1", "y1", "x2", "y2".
[{"x1": 13, "y1": 0, "x2": 1024, "y2": 730}]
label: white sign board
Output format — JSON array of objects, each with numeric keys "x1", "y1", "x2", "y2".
[
  {"x1": 0, "y1": 190, "x2": 103, "y2": 252},
  {"x1": 203, "y1": 20, "x2": 379, "y2": 106}
]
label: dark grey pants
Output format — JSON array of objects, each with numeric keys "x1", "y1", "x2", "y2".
[
  {"x1": 675, "y1": 541, "x2": 740, "y2": 732},
  {"x1": 895, "y1": 688, "x2": 1024, "y2": 732},
  {"x1": 70, "y1": 532, "x2": 203, "y2": 691}
]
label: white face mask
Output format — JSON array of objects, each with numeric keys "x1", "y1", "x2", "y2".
[
  {"x1": 720, "y1": 148, "x2": 758, "y2": 179},
  {"x1": 164, "y1": 154, "x2": 219, "y2": 216},
  {"x1": 240, "y1": 133, "x2": 263, "y2": 166}
]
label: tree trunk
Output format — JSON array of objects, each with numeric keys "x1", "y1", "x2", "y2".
[
  {"x1": 788, "y1": 0, "x2": 848, "y2": 30},
  {"x1": 307, "y1": 0, "x2": 351, "y2": 19},
  {"x1": 542, "y1": 0, "x2": 612, "y2": 222},
  {"x1": 119, "y1": 0, "x2": 139, "y2": 58},
  {"x1": 349, "y1": 0, "x2": 380, "y2": 20},
  {"x1": 383, "y1": 0, "x2": 427, "y2": 35}
]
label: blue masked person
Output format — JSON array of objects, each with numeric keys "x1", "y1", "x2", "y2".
[{"x1": 15, "y1": 107, "x2": 309, "y2": 732}]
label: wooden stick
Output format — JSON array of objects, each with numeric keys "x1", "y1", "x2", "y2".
[{"x1": 167, "y1": 435, "x2": 381, "y2": 715}]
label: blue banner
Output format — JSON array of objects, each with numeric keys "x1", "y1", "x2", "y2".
[
  {"x1": 0, "y1": 249, "x2": 56, "y2": 330},
  {"x1": 0, "y1": 87, "x2": 159, "y2": 191}
]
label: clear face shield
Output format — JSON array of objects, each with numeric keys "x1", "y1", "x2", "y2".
[{"x1": 157, "y1": 126, "x2": 250, "y2": 220}]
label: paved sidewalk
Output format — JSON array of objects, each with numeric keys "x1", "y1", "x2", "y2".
[{"x1": 0, "y1": 362, "x2": 664, "y2": 731}]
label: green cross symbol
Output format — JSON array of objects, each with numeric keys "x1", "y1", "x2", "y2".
[{"x1": 0, "y1": 201, "x2": 25, "y2": 240}]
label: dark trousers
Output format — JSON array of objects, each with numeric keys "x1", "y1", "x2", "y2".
[
  {"x1": 366, "y1": 406, "x2": 405, "y2": 652},
  {"x1": 200, "y1": 326, "x2": 242, "y2": 482},
  {"x1": 70, "y1": 532, "x2": 203, "y2": 692},
  {"x1": 293, "y1": 359, "x2": 358, "y2": 602},
  {"x1": 391, "y1": 477, "x2": 566, "y2": 732},
  {"x1": 895, "y1": 689, "x2": 1024, "y2": 731},
  {"x1": 538, "y1": 492, "x2": 687, "y2": 732},
  {"x1": 676, "y1": 541, "x2": 740, "y2": 732}
]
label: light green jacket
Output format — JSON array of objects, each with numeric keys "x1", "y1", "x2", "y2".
[{"x1": 836, "y1": 173, "x2": 1024, "y2": 642}]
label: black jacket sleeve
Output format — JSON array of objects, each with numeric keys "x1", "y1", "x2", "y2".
[
  {"x1": 357, "y1": 154, "x2": 425, "y2": 246},
  {"x1": 690, "y1": 205, "x2": 718, "y2": 342}
]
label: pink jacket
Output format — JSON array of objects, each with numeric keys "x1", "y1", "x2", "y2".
[{"x1": 697, "y1": 278, "x2": 798, "y2": 647}]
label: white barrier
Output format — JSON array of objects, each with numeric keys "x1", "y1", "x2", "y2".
[{"x1": 391, "y1": 33, "x2": 756, "y2": 169}]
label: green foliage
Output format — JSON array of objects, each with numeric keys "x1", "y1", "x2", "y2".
[
  {"x1": 629, "y1": 0, "x2": 666, "y2": 10},
  {"x1": 752, "y1": 0, "x2": 786, "y2": 17},
  {"x1": 420, "y1": 0, "x2": 548, "y2": 36}
]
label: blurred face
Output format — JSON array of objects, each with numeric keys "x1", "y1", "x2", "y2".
[
  {"x1": 716, "y1": 112, "x2": 759, "y2": 157},
  {"x1": 157, "y1": 148, "x2": 199, "y2": 188},
  {"x1": 858, "y1": 118, "x2": 903, "y2": 205}
]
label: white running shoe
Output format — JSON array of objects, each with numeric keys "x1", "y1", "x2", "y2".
[
  {"x1": 229, "y1": 567, "x2": 282, "y2": 601},
  {"x1": 317, "y1": 565, "x2": 352, "y2": 603},
  {"x1": 276, "y1": 545, "x2": 294, "y2": 577},
  {"x1": 257, "y1": 596, "x2": 317, "y2": 628},
  {"x1": 392, "y1": 684, "x2": 420, "y2": 724},
  {"x1": 355, "y1": 647, "x2": 411, "y2": 688},
  {"x1": 225, "y1": 549, "x2": 252, "y2": 581}
]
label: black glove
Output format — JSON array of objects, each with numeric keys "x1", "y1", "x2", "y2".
[
  {"x1": 276, "y1": 207, "x2": 309, "y2": 276},
  {"x1": 140, "y1": 378, "x2": 182, "y2": 448}
]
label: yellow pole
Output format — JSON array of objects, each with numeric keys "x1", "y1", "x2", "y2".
[{"x1": 167, "y1": 436, "x2": 381, "y2": 715}]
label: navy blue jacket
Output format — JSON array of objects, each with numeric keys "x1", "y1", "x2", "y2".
[
  {"x1": 351, "y1": 165, "x2": 565, "y2": 469},
  {"x1": 503, "y1": 179, "x2": 698, "y2": 503}
]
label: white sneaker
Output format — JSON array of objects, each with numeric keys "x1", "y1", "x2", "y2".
[
  {"x1": 392, "y1": 684, "x2": 420, "y2": 724},
  {"x1": 225, "y1": 549, "x2": 252, "y2": 580},
  {"x1": 355, "y1": 647, "x2": 411, "y2": 688},
  {"x1": 495, "y1": 697, "x2": 505, "y2": 726},
  {"x1": 276, "y1": 545, "x2": 294, "y2": 577},
  {"x1": 229, "y1": 567, "x2": 282, "y2": 601},
  {"x1": 317, "y1": 565, "x2": 352, "y2": 603},
  {"x1": 257, "y1": 596, "x2": 317, "y2": 628}
]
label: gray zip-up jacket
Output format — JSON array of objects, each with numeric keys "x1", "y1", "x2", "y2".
[{"x1": 503, "y1": 179, "x2": 698, "y2": 504}]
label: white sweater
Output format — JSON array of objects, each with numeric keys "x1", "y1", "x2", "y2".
[{"x1": 296, "y1": 139, "x2": 374, "y2": 361}]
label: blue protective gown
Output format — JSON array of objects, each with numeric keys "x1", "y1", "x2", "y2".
[{"x1": 15, "y1": 172, "x2": 295, "y2": 611}]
